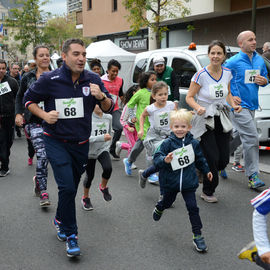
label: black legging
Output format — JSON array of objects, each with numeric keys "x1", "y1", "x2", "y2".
[
  {"x1": 110, "y1": 110, "x2": 123, "y2": 152},
  {"x1": 83, "y1": 151, "x2": 112, "y2": 189},
  {"x1": 200, "y1": 116, "x2": 230, "y2": 196},
  {"x1": 27, "y1": 138, "x2": 35, "y2": 159}
]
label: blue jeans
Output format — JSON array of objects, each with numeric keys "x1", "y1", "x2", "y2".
[
  {"x1": 44, "y1": 135, "x2": 89, "y2": 236},
  {"x1": 156, "y1": 190, "x2": 202, "y2": 235}
]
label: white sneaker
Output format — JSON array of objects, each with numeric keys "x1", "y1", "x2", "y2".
[
  {"x1": 115, "y1": 141, "x2": 122, "y2": 157},
  {"x1": 200, "y1": 192, "x2": 218, "y2": 203},
  {"x1": 131, "y1": 163, "x2": 137, "y2": 170}
]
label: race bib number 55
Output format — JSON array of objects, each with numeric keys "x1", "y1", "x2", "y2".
[
  {"x1": 55, "y1": 97, "x2": 84, "y2": 119},
  {"x1": 209, "y1": 83, "x2": 228, "y2": 99},
  {"x1": 170, "y1": 144, "x2": 195, "y2": 171}
]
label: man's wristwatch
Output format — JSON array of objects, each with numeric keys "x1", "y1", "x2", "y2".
[{"x1": 98, "y1": 92, "x2": 106, "y2": 101}]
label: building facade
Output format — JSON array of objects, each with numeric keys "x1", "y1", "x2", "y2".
[
  {"x1": 81, "y1": 0, "x2": 270, "y2": 51},
  {"x1": 67, "y1": 0, "x2": 82, "y2": 14}
]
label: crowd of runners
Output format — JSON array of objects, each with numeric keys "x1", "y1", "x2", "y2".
[{"x1": 0, "y1": 30, "x2": 270, "y2": 268}]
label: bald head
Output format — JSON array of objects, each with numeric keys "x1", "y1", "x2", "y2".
[
  {"x1": 237, "y1": 30, "x2": 256, "y2": 55},
  {"x1": 263, "y1": 42, "x2": 270, "y2": 53}
]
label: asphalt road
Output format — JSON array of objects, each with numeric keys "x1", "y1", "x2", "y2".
[{"x1": 1, "y1": 136, "x2": 270, "y2": 270}]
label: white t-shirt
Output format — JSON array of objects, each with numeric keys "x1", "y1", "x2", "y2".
[
  {"x1": 146, "y1": 101, "x2": 175, "y2": 132},
  {"x1": 192, "y1": 67, "x2": 233, "y2": 104}
]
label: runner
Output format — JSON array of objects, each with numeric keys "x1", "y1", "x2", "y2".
[
  {"x1": 15, "y1": 45, "x2": 51, "y2": 207},
  {"x1": 224, "y1": 30, "x2": 268, "y2": 189},
  {"x1": 81, "y1": 104, "x2": 113, "y2": 211},
  {"x1": 23, "y1": 38, "x2": 113, "y2": 257},
  {"x1": 186, "y1": 40, "x2": 241, "y2": 203},
  {"x1": 101, "y1": 59, "x2": 124, "y2": 160},
  {"x1": 0, "y1": 59, "x2": 19, "y2": 177}
]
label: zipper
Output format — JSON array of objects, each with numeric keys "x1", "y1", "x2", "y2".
[{"x1": 179, "y1": 136, "x2": 185, "y2": 192}]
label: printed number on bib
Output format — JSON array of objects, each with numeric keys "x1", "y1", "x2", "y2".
[
  {"x1": 55, "y1": 97, "x2": 84, "y2": 119},
  {"x1": 171, "y1": 144, "x2": 195, "y2": 171},
  {"x1": 209, "y1": 83, "x2": 228, "y2": 100},
  {"x1": 245, "y1": 70, "x2": 260, "y2": 84},
  {"x1": 91, "y1": 122, "x2": 109, "y2": 137},
  {"x1": 154, "y1": 111, "x2": 170, "y2": 128},
  {"x1": 0, "y1": 82, "x2": 12, "y2": 96}
]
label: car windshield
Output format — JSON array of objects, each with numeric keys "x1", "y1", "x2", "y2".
[{"x1": 196, "y1": 51, "x2": 239, "y2": 68}]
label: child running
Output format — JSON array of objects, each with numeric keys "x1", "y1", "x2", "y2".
[
  {"x1": 138, "y1": 81, "x2": 176, "y2": 187},
  {"x1": 116, "y1": 85, "x2": 138, "y2": 169},
  {"x1": 153, "y1": 109, "x2": 212, "y2": 252},
  {"x1": 123, "y1": 71, "x2": 157, "y2": 179},
  {"x1": 81, "y1": 104, "x2": 113, "y2": 211}
]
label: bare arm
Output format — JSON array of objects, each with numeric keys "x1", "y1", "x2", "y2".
[
  {"x1": 186, "y1": 82, "x2": 205, "y2": 115},
  {"x1": 138, "y1": 108, "x2": 149, "y2": 138},
  {"x1": 226, "y1": 83, "x2": 242, "y2": 113}
]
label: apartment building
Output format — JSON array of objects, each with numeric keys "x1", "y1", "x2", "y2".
[
  {"x1": 67, "y1": 0, "x2": 82, "y2": 14},
  {"x1": 81, "y1": 0, "x2": 270, "y2": 51}
]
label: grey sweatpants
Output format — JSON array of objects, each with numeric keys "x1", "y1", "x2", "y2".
[
  {"x1": 232, "y1": 129, "x2": 243, "y2": 164},
  {"x1": 230, "y1": 109, "x2": 259, "y2": 177}
]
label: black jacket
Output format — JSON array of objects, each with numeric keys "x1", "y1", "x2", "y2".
[{"x1": 0, "y1": 75, "x2": 19, "y2": 116}]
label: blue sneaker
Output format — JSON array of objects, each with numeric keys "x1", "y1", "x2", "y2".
[
  {"x1": 66, "y1": 234, "x2": 81, "y2": 257},
  {"x1": 123, "y1": 158, "x2": 132, "y2": 176},
  {"x1": 248, "y1": 173, "x2": 265, "y2": 189},
  {"x1": 219, "y1": 170, "x2": 228, "y2": 179},
  {"x1": 193, "y1": 235, "x2": 208, "y2": 252},
  {"x1": 53, "y1": 218, "x2": 67, "y2": 242},
  {"x1": 148, "y1": 173, "x2": 159, "y2": 184}
]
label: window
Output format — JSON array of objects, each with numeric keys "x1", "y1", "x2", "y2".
[
  {"x1": 3, "y1": 29, "x2": 8, "y2": 36},
  {"x1": 171, "y1": 58, "x2": 196, "y2": 88},
  {"x1": 88, "y1": 0, "x2": 92, "y2": 10},
  {"x1": 112, "y1": 0, "x2": 117, "y2": 11},
  {"x1": 132, "y1": 58, "x2": 148, "y2": 83}
]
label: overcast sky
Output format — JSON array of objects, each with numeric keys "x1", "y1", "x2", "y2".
[{"x1": 41, "y1": 0, "x2": 67, "y2": 16}]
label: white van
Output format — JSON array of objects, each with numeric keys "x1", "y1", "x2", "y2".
[{"x1": 130, "y1": 44, "x2": 270, "y2": 142}]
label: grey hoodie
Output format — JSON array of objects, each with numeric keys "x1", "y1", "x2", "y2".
[{"x1": 89, "y1": 112, "x2": 112, "y2": 159}]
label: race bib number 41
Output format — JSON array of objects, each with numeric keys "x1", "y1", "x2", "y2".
[
  {"x1": 209, "y1": 83, "x2": 228, "y2": 99},
  {"x1": 245, "y1": 70, "x2": 260, "y2": 84},
  {"x1": 170, "y1": 144, "x2": 195, "y2": 171},
  {"x1": 0, "y1": 82, "x2": 12, "y2": 96},
  {"x1": 55, "y1": 97, "x2": 84, "y2": 119}
]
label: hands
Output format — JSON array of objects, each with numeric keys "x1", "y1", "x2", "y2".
[
  {"x1": 232, "y1": 96, "x2": 241, "y2": 105},
  {"x1": 15, "y1": 114, "x2": 24, "y2": 127},
  {"x1": 196, "y1": 106, "x2": 206, "y2": 116},
  {"x1": 44, "y1": 110, "x2": 59, "y2": 124},
  {"x1": 90, "y1": 83, "x2": 104, "y2": 100},
  {"x1": 104, "y1": 133, "x2": 112, "y2": 141},
  {"x1": 127, "y1": 126, "x2": 135, "y2": 132},
  {"x1": 207, "y1": 172, "x2": 213, "y2": 181},
  {"x1": 131, "y1": 117, "x2": 137, "y2": 123},
  {"x1": 233, "y1": 105, "x2": 242, "y2": 113},
  {"x1": 254, "y1": 75, "x2": 267, "y2": 86},
  {"x1": 261, "y1": 252, "x2": 270, "y2": 264},
  {"x1": 164, "y1": 152, "x2": 173, "y2": 163},
  {"x1": 138, "y1": 129, "x2": 144, "y2": 138}
]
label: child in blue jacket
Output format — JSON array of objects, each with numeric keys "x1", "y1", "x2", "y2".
[{"x1": 153, "y1": 109, "x2": 212, "y2": 252}]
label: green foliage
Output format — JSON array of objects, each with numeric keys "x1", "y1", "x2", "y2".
[
  {"x1": 123, "y1": 0, "x2": 190, "y2": 49},
  {"x1": 5, "y1": 0, "x2": 50, "y2": 54},
  {"x1": 43, "y1": 15, "x2": 91, "y2": 54}
]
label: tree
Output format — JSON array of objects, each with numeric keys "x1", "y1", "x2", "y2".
[
  {"x1": 123, "y1": 0, "x2": 190, "y2": 49},
  {"x1": 43, "y1": 15, "x2": 91, "y2": 54},
  {"x1": 5, "y1": 0, "x2": 50, "y2": 54}
]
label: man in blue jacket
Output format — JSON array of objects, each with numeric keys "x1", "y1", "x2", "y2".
[
  {"x1": 224, "y1": 30, "x2": 268, "y2": 189},
  {"x1": 23, "y1": 38, "x2": 114, "y2": 257}
]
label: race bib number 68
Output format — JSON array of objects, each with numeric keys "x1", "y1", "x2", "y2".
[
  {"x1": 171, "y1": 144, "x2": 195, "y2": 171},
  {"x1": 55, "y1": 97, "x2": 84, "y2": 119}
]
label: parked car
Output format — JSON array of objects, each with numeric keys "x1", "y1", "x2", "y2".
[{"x1": 130, "y1": 44, "x2": 270, "y2": 142}]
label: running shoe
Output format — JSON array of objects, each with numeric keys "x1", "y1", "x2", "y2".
[
  {"x1": 131, "y1": 163, "x2": 137, "y2": 170},
  {"x1": 248, "y1": 173, "x2": 265, "y2": 189},
  {"x1": 115, "y1": 141, "x2": 122, "y2": 157},
  {"x1": 138, "y1": 169, "x2": 147, "y2": 188},
  {"x1": 53, "y1": 218, "x2": 67, "y2": 242},
  {"x1": 99, "y1": 184, "x2": 112, "y2": 201},
  {"x1": 66, "y1": 234, "x2": 81, "y2": 257},
  {"x1": 123, "y1": 158, "x2": 132, "y2": 176},
  {"x1": 232, "y1": 162, "x2": 245, "y2": 172},
  {"x1": 28, "y1": 158, "x2": 33, "y2": 166},
  {"x1": 238, "y1": 241, "x2": 257, "y2": 262},
  {"x1": 200, "y1": 192, "x2": 218, "y2": 203},
  {"x1": 0, "y1": 169, "x2": 10, "y2": 177},
  {"x1": 148, "y1": 173, "x2": 159, "y2": 184},
  {"x1": 81, "y1": 196, "x2": 93, "y2": 211},
  {"x1": 153, "y1": 207, "x2": 163, "y2": 221},
  {"x1": 193, "y1": 235, "x2": 208, "y2": 252},
  {"x1": 110, "y1": 149, "x2": 120, "y2": 161},
  {"x1": 40, "y1": 192, "x2": 50, "y2": 207},
  {"x1": 33, "y1": 176, "x2": 40, "y2": 197},
  {"x1": 219, "y1": 170, "x2": 228, "y2": 179}
]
